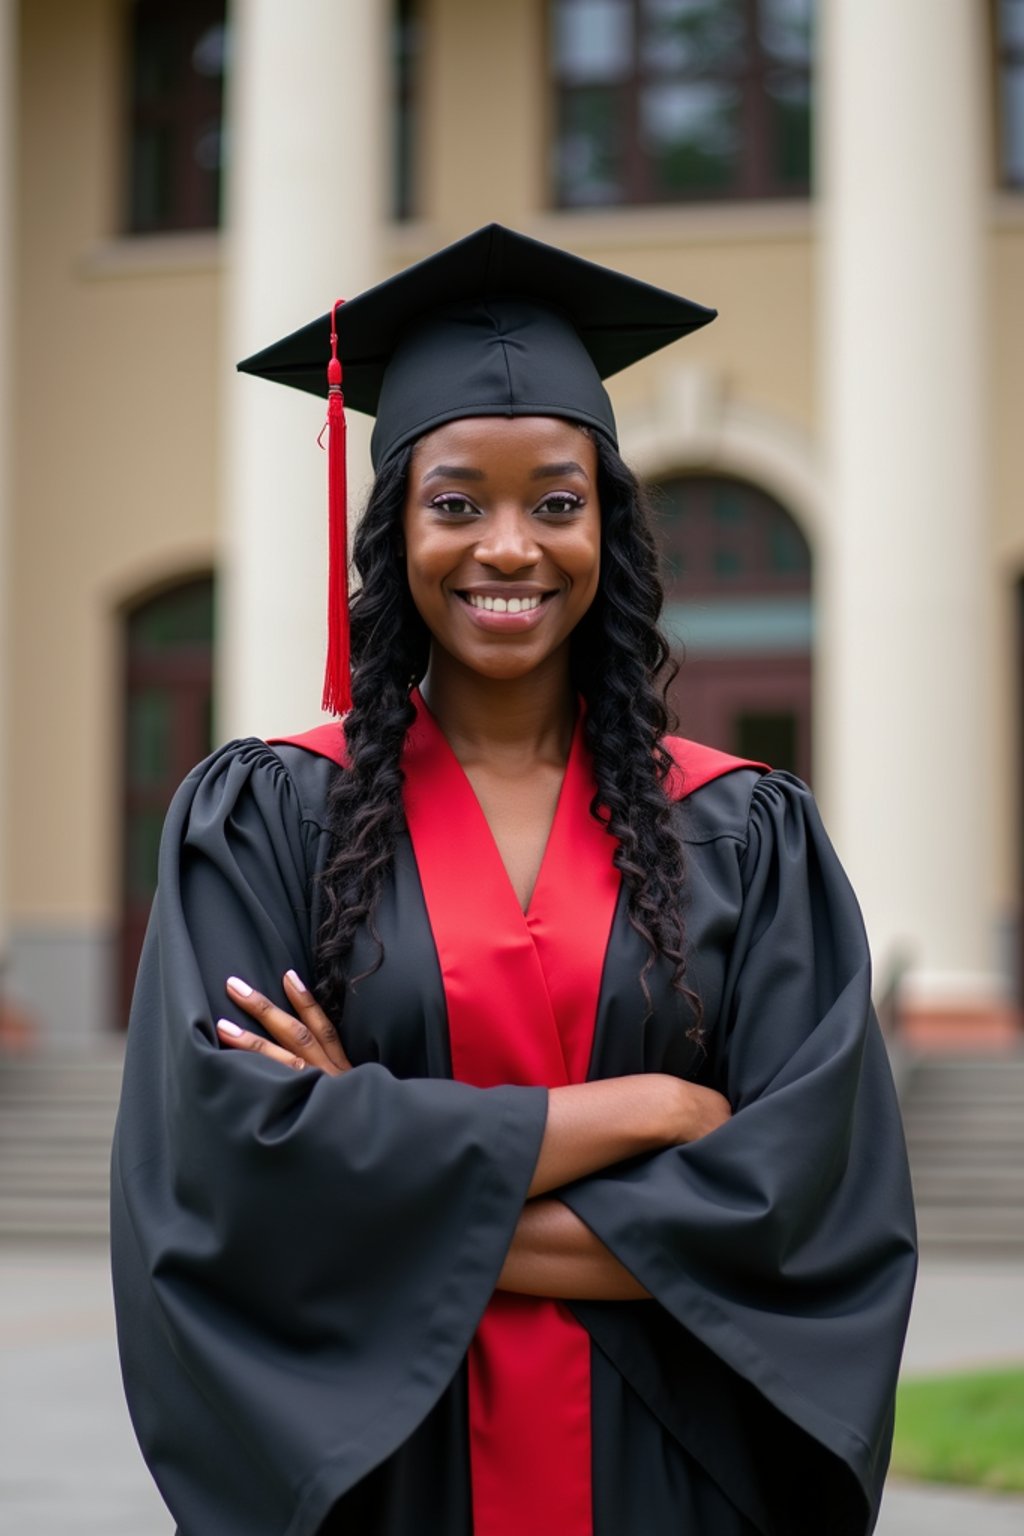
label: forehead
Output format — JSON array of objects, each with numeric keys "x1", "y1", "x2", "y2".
[{"x1": 409, "y1": 415, "x2": 597, "y2": 472}]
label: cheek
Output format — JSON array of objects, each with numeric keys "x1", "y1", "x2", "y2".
[{"x1": 566, "y1": 524, "x2": 601, "y2": 600}]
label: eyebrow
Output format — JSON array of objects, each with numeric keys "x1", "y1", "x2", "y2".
[
  {"x1": 531, "y1": 461, "x2": 587, "y2": 480},
  {"x1": 422, "y1": 465, "x2": 486, "y2": 483}
]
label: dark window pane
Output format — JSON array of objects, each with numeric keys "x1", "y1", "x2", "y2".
[
  {"x1": 131, "y1": 126, "x2": 173, "y2": 229},
  {"x1": 557, "y1": 87, "x2": 626, "y2": 204},
  {"x1": 1003, "y1": 67, "x2": 1024, "y2": 185},
  {"x1": 394, "y1": 0, "x2": 423, "y2": 220},
  {"x1": 554, "y1": 0, "x2": 634, "y2": 83},
  {"x1": 1002, "y1": 0, "x2": 1024, "y2": 51},
  {"x1": 192, "y1": 22, "x2": 228, "y2": 75},
  {"x1": 134, "y1": 22, "x2": 174, "y2": 100},
  {"x1": 127, "y1": 688, "x2": 172, "y2": 786},
  {"x1": 126, "y1": 808, "x2": 165, "y2": 900},
  {"x1": 641, "y1": 80, "x2": 741, "y2": 193},
  {"x1": 759, "y1": 0, "x2": 813, "y2": 64},
  {"x1": 640, "y1": 0, "x2": 744, "y2": 72},
  {"x1": 712, "y1": 487, "x2": 746, "y2": 523},
  {"x1": 713, "y1": 547, "x2": 744, "y2": 577},
  {"x1": 767, "y1": 69, "x2": 812, "y2": 186},
  {"x1": 736, "y1": 710, "x2": 797, "y2": 772},
  {"x1": 770, "y1": 520, "x2": 811, "y2": 574},
  {"x1": 129, "y1": 579, "x2": 215, "y2": 651}
]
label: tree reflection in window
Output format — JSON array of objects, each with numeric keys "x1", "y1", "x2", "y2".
[{"x1": 551, "y1": 0, "x2": 813, "y2": 206}]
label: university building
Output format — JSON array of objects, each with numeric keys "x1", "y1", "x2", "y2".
[{"x1": 0, "y1": 0, "x2": 1021, "y2": 1047}]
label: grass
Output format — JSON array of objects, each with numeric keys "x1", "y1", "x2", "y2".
[{"x1": 891, "y1": 1368, "x2": 1024, "y2": 1492}]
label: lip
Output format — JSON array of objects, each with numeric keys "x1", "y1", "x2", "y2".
[
  {"x1": 457, "y1": 584, "x2": 555, "y2": 599},
  {"x1": 454, "y1": 589, "x2": 558, "y2": 631}
]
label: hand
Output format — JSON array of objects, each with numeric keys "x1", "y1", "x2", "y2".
[{"x1": 216, "y1": 970, "x2": 351, "y2": 1075}]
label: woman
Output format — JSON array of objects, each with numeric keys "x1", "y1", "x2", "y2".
[{"x1": 111, "y1": 226, "x2": 916, "y2": 1536}]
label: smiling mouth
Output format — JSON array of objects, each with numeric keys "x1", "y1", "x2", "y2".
[{"x1": 457, "y1": 591, "x2": 556, "y2": 614}]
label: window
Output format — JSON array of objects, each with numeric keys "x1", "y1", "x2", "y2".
[
  {"x1": 119, "y1": 576, "x2": 215, "y2": 1023},
  {"x1": 997, "y1": 0, "x2": 1024, "y2": 187},
  {"x1": 394, "y1": 0, "x2": 424, "y2": 220},
  {"x1": 125, "y1": 0, "x2": 229, "y2": 233},
  {"x1": 653, "y1": 475, "x2": 813, "y2": 779},
  {"x1": 550, "y1": 0, "x2": 813, "y2": 207}
]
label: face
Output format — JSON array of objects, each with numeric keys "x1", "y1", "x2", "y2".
[{"x1": 402, "y1": 415, "x2": 601, "y2": 683}]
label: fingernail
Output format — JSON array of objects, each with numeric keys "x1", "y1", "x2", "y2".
[
  {"x1": 226, "y1": 976, "x2": 253, "y2": 997},
  {"x1": 217, "y1": 1019, "x2": 244, "y2": 1037},
  {"x1": 285, "y1": 969, "x2": 309, "y2": 994}
]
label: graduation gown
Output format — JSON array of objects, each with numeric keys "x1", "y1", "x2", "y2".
[{"x1": 110, "y1": 693, "x2": 917, "y2": 1536}]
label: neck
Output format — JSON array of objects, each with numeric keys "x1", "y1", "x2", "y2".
[{"x1": 419, "y1": 651, "x2": 577, "y2": 768}]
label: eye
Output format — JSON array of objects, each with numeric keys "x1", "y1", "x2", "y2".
[
  {"x1": 536, "y1": 492, "x2": 584, "y2": 517},
  {"x1": 430, "y1": 494, "x2": 479, "y2": 518}
]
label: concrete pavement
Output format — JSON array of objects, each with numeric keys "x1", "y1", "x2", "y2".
[{"x1": 1, "y1": 1242, "x2": 1023, "y2": 1535}]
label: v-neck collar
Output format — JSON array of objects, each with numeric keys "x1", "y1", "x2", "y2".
[
  {"x1": 408, "y1": 685, "x2": 583, "y2": 923},
  {"x1": 401, "y1": 686, "x2": 621, "y2": 1090}
]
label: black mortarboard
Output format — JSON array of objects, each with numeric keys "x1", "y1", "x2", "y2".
[
  {"x1": 236, "y1": 223, "x2": 716, "y2": 713},
  {"x1": 239, "y1": 223, "x2": 716, "y2": 470}
]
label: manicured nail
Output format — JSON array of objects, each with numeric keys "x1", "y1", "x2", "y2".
[
  {"x1": 217, "y1": 1019, "x2": 244, "y2": 1037},
  {"x1": 285, "y1": 969, "x2": 308, "y2": 994},
  {"x1": 226, "y1": 976, "x2": 253, "y2": 997}
]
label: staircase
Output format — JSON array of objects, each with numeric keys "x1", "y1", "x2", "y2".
[
  {"x1": 3, "y1": 1045, "x2": 1023, "y2": 1251},
  {"x1": 0, "y1": 1049, "x2": 124, "y2": 1238},
  {"x1": 901, "y1": 1053, "x2": 1024, "y2": 1257}
]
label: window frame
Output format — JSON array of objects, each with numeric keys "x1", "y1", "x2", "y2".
[
  {"x1": 121, "y1": 0, "x2": 229, "y2": 236},
  {"x1": 548, "y1": 0, "x2": 814, "y2": 209}
]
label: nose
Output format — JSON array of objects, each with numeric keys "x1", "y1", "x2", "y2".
[{"x1": 472, "y1": 505, "x2": 541, "y2": 573}]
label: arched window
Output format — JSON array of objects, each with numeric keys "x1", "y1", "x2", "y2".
[
  {"x1": 119, "y1": 574, "x2": 215, "y2": 1025},
  {"x1": 652, "y1": 474, "x2": 813, "y2": 779}
]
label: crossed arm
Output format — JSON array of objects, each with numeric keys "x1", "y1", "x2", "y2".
[{"x1": 217, "y1": 970, "x2": 731, "y2": 1302}]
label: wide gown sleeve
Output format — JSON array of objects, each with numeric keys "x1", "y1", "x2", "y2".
[
  {"x1": 561, "y1": 771, "x2": 917, "y2": 1536},
  {"x1": 110, "y1": 740, "x2": 548, "y2": 1536}
]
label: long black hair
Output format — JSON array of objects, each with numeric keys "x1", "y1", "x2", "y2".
[{"x1": 314, "y1": 430, "x2": 696, "y2": 1030}]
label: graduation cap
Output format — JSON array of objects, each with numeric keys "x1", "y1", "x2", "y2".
[{"x1": 237, "y1": 223, "x2": 716, "y2": 715}]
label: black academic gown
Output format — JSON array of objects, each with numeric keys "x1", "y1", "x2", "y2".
[{"x1": 110, "y1": 736, "x2": 917, "y2": 1536}]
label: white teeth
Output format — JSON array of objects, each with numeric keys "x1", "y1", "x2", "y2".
[{"x1": 466, "y1": 593, "x2": 543, "y2": 613}]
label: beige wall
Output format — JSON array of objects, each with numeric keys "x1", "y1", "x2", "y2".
[
  {"x1": 991, "y1": 209, "x2": 1024, "y2": 921},
  {"x1": 10, "y1": 0, "x2": 221, "y2": 924}
]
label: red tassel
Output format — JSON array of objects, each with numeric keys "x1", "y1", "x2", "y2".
[{"x1": 320, "y1": 300, "x2": 350, "y2": 716}]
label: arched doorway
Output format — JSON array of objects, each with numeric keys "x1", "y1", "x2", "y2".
[
  {"x1": 118, "y1": 574, "x2": 215, "y2": 1026},
  {"x1": 652, "y1": 474, "x2": 813, "y2": 780}
]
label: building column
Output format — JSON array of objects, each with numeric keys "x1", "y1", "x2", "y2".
[
  {"x1": 220, "y1": 0, "x2": 387, "y2": 740},
  {"x1": 0, "y1": 0, "x2": 17, "y2": 1016},
  {"x1": 818, "y1": 1, "x2": 997, "y2": 1011}
]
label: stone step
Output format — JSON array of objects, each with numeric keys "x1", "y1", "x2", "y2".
[
  {"x1": 915, "y1": 1200, "x2": 1024, "y2": 1235},
  {"x1": 0, "y1": 1105, "x2": 119, "y2": 1137},
  {"x1": 0, "y1": 1194, "x2": 109, "y2": 1238},
  {"x1": 901, "y1": 1111, "x2": 1024, "y2": 1138},
  {"x1": 902, "y1": 1136, "x2": 1024, "y2": 1155},
  {"x1": 0, "y1": 1166, "x2": 110, "y2": 1196},
  {"x1": 898, "y1": 1053, "x2": 1024, "y2": 1253},
  {"x1": 0, "y1": 1056, "x2": 124, "y2": 1085},
  {"x1": 910, "y1": 1169, "x2": 1024, "y2": 1201}
]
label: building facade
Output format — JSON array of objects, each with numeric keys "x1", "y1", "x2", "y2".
[{"x1": 1, "y1": 0, "x2": 1022, "y2": 1046}]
